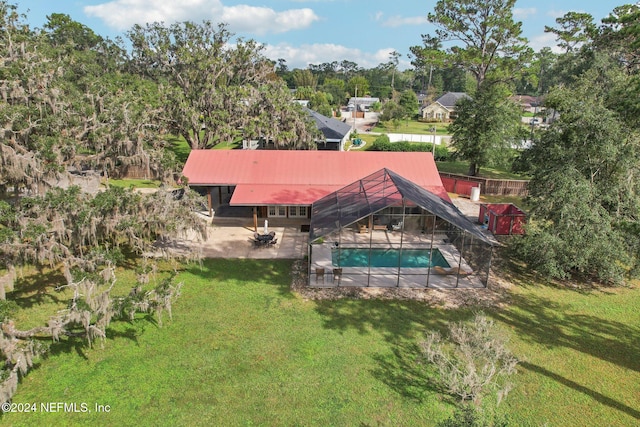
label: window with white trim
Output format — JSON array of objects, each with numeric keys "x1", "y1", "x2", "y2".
[
  {"x1": 289, "y1": 206, "x2": 308, "y2": 218},
  {"x1": 268, "y1": 205, "x2": 287, "y2": 217}
]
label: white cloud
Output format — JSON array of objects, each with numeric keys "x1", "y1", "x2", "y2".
[
  {"x1": 513, "y1": 7, "x2": 537, "y2": 20},
  {"x1": 84, "y1": 0, "x2": 221, "y2": 30},
  {"x1": 546, "y1": 8, "x2": 584, "y2": 20},
  {"x1": 84, "y1": 0, "x2": 319, "y2": 35},
  {"x1": 529, "y1": 32, "x2": 563, "y2": 53},
  {"x1": 221, "y1": 6, "x2": 318, "y2": 35},
  {"x1": 263, "y1": 42, "x2": 396, "y2": 69},
  {"x1": 382, "y1": 15, "x2": 428, "y2": 28}
]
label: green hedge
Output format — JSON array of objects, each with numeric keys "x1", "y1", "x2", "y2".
[{"x1": 370, "y1": 135, "x2": 450, "y2": 160}]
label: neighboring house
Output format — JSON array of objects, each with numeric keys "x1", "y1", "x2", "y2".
[
  {"x1": 244, "y1": 106, "x2": 350, "y2": 151},
  {"x1": 347, "y1": 96, "x2": 380, "y2": 112},
  {"x1": 421, "y1": 92, "x2": 470, "y2": 121},
  {"x1": 510, "y1": 95, "x2": 542, "y2": 114},
  {"x1": 306, "y1": 108, "x2": 352, "y2": 151}
]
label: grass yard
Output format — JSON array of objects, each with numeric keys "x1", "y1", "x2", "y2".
[
  {"x1": 102, "y1": 178, "x2": 161, "y2": 189},
  {"x1": 436, "y1": 160, "x2": 529, "y2": 180},
  {"x1": 167, "y1": 135, "x2": 241, "y2": 164},
  {"x1": 168, "y1": 136, "x2": 191, "y2": 164},
  {"x1": 373, "y1": 121, "x2": 450, "y2": 135},
  {"x1": 4, "y1": 259, "x2": 640, "y2": 426}
]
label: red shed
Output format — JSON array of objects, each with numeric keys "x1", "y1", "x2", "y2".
[{"x1": 478, "y1": 203, "x2": 526, "y2": 235}]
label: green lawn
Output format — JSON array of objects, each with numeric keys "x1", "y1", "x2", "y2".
[
  {"x1": 102, "y1": 178, "x2": 161, "y2": 189},
  {"x1": 167, "y1": 135, "x2": 241, "y2": 163},
  {"x1": 436, "y1": 160, "x2": 529, "y2": 180},
  {"x1": 168, "y1": 136, "x2": 191, "y2": 164},
  {"x1": 373, "y1": 120, "x2": 450, "y2": 135},
  {"x1": 4, "y1": 259, "x2": 640, "y2": 426}
]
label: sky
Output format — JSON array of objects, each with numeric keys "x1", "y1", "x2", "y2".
[{"x1": 16, "y1": 0, "x2": 619, "y2": 70}]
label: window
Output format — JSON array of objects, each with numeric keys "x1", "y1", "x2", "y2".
[
  {"x1": 268, "y1": 206, "x2": 286, "y2": 217},
  {"x1": 289, "y1": 206, "x2": 308, "y2": 218}
]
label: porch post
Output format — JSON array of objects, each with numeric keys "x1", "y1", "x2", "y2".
[
  {"x1": 207, "y1": 187, "x2": 213, "y2": 217},
  {"x1": 455, "y1": 232, "x2": 465, "y2": 288},
  {"x1": 218, "y1": 186, "x2": 223, "y2": 204},
  {"x1": 253, "y1": 207, "x2": 258, "y2": 232}
]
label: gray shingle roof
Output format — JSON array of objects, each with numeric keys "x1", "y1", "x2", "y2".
[
  {"x1": 436, "y1": 92, "x2": 471, "y2": 109},
  {"x1": 306, "y1": 108, "x2": 352, "y2": 141}
]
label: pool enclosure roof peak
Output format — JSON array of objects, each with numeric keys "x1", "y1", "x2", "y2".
[{"x1": 310, "y1": 168, "x2": 494, "y2": 244}]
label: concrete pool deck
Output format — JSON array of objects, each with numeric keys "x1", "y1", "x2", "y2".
[{"x1": 161, "y1": 217, "x2": 310, "y2": 260}]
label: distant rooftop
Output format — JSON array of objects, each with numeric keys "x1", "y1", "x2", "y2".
[
  {"x1": 306, "y1": 108, "x2": 352, "y2": 141},
  {"x1": 348, "y1": 97, "x2": 380, "y2": 105},
  {"x1": 435, "y1": 92, "x2": 471, "y2": 109}
]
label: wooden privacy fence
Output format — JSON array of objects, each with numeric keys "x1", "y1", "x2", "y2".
[{"x1": 439, "y1": 172, "x2": 529, "y2": 197}]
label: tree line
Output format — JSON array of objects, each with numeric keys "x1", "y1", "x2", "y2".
[{"x1": 414, "y1": 0, "x2": 640, "y2": 285}]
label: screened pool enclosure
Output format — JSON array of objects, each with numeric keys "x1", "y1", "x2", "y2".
[{"x1": 308, "y1": 169, "x2": 494, "y2": 288}]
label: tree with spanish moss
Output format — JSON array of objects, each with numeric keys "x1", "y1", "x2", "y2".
[
  {"x1": 0, "y1": 186, "x2": 208, "y2": 404},
  {"x1": 0, "y1": 5, "x2": 173, "y2": 194}
]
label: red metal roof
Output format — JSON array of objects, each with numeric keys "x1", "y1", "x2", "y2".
[{"x1": 182, "y1": 150, "x2": 450, "y2": 205}]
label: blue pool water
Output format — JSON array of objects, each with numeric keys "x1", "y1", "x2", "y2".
[{"x1": 332, "y1": 248, "x2": 450, "y2": 268}]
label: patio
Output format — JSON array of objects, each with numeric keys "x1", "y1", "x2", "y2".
[{"x1": 160, "y1": 216, "x2": 309, "y2": 260}]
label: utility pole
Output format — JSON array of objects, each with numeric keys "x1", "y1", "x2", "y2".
[
  {"x1": 353, "y1": 85, "x2": 357, "y2": 130},
  {"x1": 430, "y1": 126, "x2": 437, "y2": 156}
]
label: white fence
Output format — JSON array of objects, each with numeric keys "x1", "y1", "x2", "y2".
[{"x1": 387, "y1": 133, "x2": 450, "y2": 145}]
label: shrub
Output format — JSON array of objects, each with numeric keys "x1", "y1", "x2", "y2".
[
  {"x1": 421, "y1": 313, "x2": 518, "y2": 407},
  {"x1": 436, "y1": 405, "x2": 509, "y2": 427},
  {"x1": 0, "y1": 300, "x2": 18, "y2": 321}
]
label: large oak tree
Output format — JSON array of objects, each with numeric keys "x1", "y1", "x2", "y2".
[{"x1": 127, "y1": 21, "x2": 318, "y2": 150}]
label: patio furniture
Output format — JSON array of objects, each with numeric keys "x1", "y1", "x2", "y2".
[
  {"x1": 332, "y1": 268, "x2": 342, "y2": 283},
  {"x1": 252, "y1": 232, "x2": 276, "y2": 248},
  {"x1": 433, "y1": 266, "x2": 472, "y2": 276},
  {"x1": 391, "y1": 221, "x2": 404, "y2": 231},
  {"x1": 256, "y1": 233, "x2": 275, "y2": 242},
  {"x1": 315, "y1": 268, "x2": 325, "y2": 283}
]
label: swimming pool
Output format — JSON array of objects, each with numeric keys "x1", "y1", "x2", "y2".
[{"x1": 332, "y1": 248, "x2": 451, "y2": 268}]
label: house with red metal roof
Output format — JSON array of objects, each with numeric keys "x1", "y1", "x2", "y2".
[
  {"x1": 181, "y1": 150, "x2": 495, "y2": 288},
  {"x1": 182, "y1": 150, "x2": 449, "y2": 225}
]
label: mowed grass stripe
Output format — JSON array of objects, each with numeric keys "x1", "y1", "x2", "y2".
[
  {"x1": 7, "y1": 260, "x2": 446, "y2": 426},
  {"x1": 4, "y1": 259, "x2": 640, "y2": 426}
]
